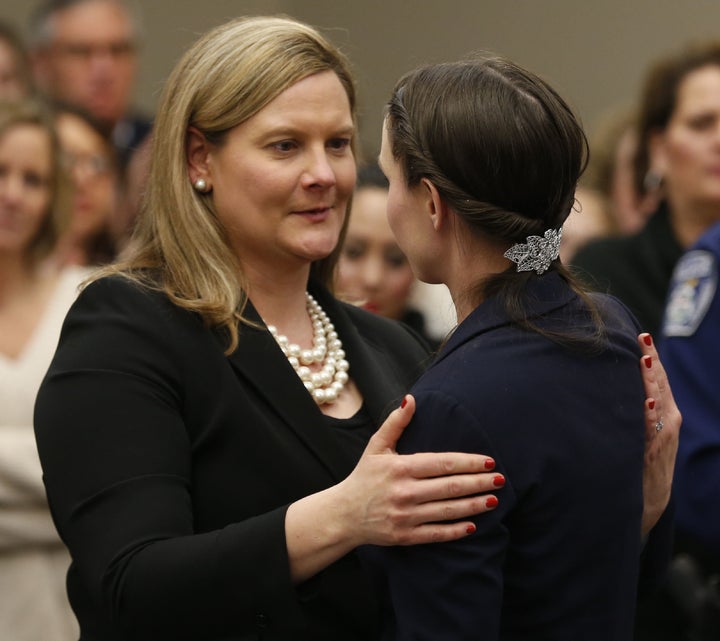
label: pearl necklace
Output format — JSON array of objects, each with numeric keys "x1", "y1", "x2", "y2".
[{"x1": 267, "y1": 293, "x2": 349, "y2": 405}]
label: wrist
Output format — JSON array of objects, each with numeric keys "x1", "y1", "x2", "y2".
[
  {"x1": 318, "y1": 479, "x2": 362, "y2": 551},
  {"x1": 284, "y1": 482, "x2": 359, "y2": 583}
]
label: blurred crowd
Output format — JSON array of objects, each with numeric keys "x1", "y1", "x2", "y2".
[
  {"x1": 0, "y1": 1, "x2": 719, "y2": 640},
  {"x1": 1, "y1": 2, "x2": 148, "y2": 638}
]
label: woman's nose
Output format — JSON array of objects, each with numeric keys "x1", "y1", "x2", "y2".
[
  {"x1": 360, "y1": 256, "x2": 385, "y2": 288},
  {"x1": 0, "y1": 173, "x2": 24, "y2": 205},
  {"x1": 302, "y1": 149, "x2": 337, "y2": 189}
]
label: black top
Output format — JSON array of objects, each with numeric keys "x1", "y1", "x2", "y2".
[
  {"x1": 323, "y1": 404, "x2": 376, "y2": 454},
  {"x1": 571, "y1": 203, "x2": 684, "y2": 335},
  {"x1": 34, "y1": 277, "x2": 430, "y2": 641}
]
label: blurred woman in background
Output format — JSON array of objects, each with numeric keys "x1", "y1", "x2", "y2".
[
  {"x1": 52, "y1": 103, "x2": 119, "y2": 266},
  {"x1": 0, "y1": 98, "x2": 80, "y2": 641},
  {"x1": 0, "y1": 22, "x2": 34, "y2": 102}
]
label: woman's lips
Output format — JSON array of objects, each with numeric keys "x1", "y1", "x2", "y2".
[{"x1": 293, "y1": 206, "x2": 332, "y2": 220}]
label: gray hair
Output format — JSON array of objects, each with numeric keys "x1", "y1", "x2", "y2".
[{"x1": 29, "y1": 0, "x2": 143, "y2": 49}]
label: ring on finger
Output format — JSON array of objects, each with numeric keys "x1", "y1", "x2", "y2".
[{"x1": 655, "y1": 419, "x2": 664, "y2": 433}]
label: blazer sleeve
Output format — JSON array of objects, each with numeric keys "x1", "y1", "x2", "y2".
[
  {"x1": 379, "y1": 391, "x2": 513, "y2": 641},
  {"x1": 34, "y1": 278, "x2": 307, "y2": 640}
]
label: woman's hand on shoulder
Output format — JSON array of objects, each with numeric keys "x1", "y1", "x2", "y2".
[
  {"x1": 337, "y1": 394, "x2": 501, "y2": 549},
  {"x1": 638, "y1": 333, "x2": 682, "y2": 537},
  {"x1": 284, "y1": 394, "x2": 501, "y2": 583}
]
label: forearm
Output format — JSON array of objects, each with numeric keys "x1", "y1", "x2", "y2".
[
  {"x1": 285, "y1": 482, "x2": 360, "y2": 583},
  {"x1": 65, "y1": 489, "x2": 305, "y2": 640}
]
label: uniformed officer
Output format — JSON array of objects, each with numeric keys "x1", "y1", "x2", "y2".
[{"x1": 660, "y1": 221, "x2": 720, "y2": 566}]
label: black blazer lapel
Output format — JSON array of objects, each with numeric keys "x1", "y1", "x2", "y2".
[
  {"x1": 225, "y1": 285, "x2": 414, "y2": 483},
  {"x1": 226, "y1": 317, "x2": 354, "y2": 483}
]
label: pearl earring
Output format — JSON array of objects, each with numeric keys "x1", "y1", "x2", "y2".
[{"x1": 193, "y1": 178, "x2": 208, "y2": 192}]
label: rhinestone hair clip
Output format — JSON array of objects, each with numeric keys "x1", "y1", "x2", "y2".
[{"x1": 503, "y1": 228, "x2": 563, "y2": 275}]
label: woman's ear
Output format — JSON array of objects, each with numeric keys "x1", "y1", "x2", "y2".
[
  {"x1": 186, "y1": 126, "x2": 211, "y2": 186},
  {"x1": 420, "y1": 177, "x2": 450, "y2": 232}
]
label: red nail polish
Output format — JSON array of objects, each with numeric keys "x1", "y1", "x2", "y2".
[
  {"x1": 493, "y1": 474, "x2": 505, "y2": 487},
  {"x1": 466, "y1": 523, "x2": 476, "y2": 534},
  {"x1": 484, "y1": 458, "x2": 495, "y2": 470},
  {"x1": 486, "y1": 496, "x2": 499, "y2": 508},
  {"x1": 648, "y1": 399, "x2": 655, "y2": 410},
  {"x1": 401, "y1": 397, "x2": 407, "y2": 409},
  {"x1": 643, "y1": 356, "x2": 652, "y2": 369},
  {"x1": 643, "y1": 334, "x2": 653, "y2": 347}
]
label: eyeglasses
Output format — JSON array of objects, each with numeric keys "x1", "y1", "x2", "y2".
[
  {"x1": 62, "y1": 152, "x2": 114, "y2": 178},
  {"x1": 53, "y1": 40, "x2": 136, "y2": 63}
]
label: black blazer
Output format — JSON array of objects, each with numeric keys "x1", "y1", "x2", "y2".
[
  {"x1": 34, "y1": 276, "x2": 430, "y2": 641},
  {"x1": 368, "y1": 273, "x2": 649, "y2": 641}
]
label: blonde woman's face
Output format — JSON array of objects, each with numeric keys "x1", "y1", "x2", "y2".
[
  {"x1": 337, "y1": 185, "x2": 415, "y2": 320},
  {"x1": 0, "y1": 124, "x2": 53, "y2": 255},
  {"x1": 203, "y1": 71, "x2": 356, "y2": 275}
]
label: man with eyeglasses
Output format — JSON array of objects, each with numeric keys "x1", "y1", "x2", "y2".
[{"x1": 29, "y1": 0, "x2": 151, "y2": 169}]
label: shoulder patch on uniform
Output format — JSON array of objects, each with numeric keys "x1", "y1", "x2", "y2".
[{"x1": 662, "y1": 250, "x2": 717, "y2": 337}]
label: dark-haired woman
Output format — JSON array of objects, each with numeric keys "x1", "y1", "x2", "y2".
[
  {"x1": 366, "y1": 57, "x2": 675, "y2": 641},
  {"x1": 0, "y1": 99, "x2": 80, "y2": 641}
]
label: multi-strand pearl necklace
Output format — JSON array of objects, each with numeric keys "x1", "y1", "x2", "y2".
[{"x1": 267, "y1": 293, "x2": 349, "y2": 405}]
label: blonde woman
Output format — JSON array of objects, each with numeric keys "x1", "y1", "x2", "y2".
[
  {"x1": 34, "y1": 18, "x2": 502, "y2": 641},
  {"x1": 0, "y1": 99, "x2": 81, "y2": 641}
]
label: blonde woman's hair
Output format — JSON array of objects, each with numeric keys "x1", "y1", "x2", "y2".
[
  {"x1": 96, "y1": 15, "x2": 357, "y2": 352},
  {"x1": 0, "y1": 98, "x2": 70, "y2": 265}
]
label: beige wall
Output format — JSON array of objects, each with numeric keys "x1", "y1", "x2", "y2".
[{"x1": 4, "y1": 0, "x2": 720, "y2": 157}]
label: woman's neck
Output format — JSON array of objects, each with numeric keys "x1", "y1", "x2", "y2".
[
  {"x1": 668, "y1": 193, "x2": 720, "y2": 248},
  {"x1": 444, "y1": 240, "x2": 510, "y2": 325},
  {"x1": 244, "y1": 265, "x2": 316, "y2": 346},
  {"x1": 0, "y1": 252, "x2": 38, "y2": 305},
  {"x1": 0, "y1": 254, "x2": 61, "y2": 359},
  {"x1": 52, "y1": 233, "x2": 91, "y2": 268}
]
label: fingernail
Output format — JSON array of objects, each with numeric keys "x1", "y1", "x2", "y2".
[
  {"x1": 486, "y1": 496, "x2": 499, "y2": 508},
  {"x1": 643, "y1": 355, "x2": 652, "y2": 369},
  {"x1": 401, "y1": 397, "x2": 407, "y2": 409},
  {"x1": 466, "y1": 523, "x2": 476, "y2": 534},
  {"x1": 648, "y1": 399, "x2": 655, "y2": 410},
  {"x1": 643, "y1": 334, "x2": 653, "y2": 347},
  {"x1": 484, "y1": 458, "x2": 495, "y2": 470},
  {"x1": 493, "y1": 474, "x2": 505, "y2": 487}
]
